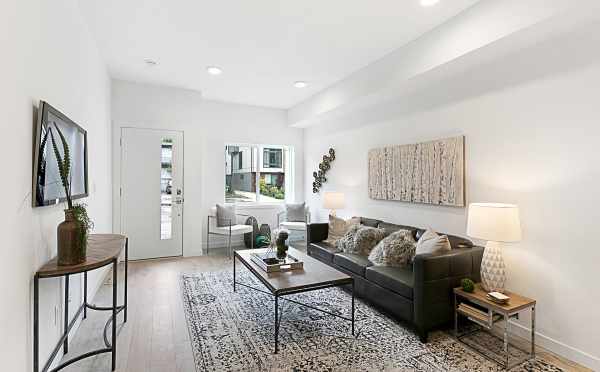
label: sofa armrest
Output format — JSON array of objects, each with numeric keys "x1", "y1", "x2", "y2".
[
  {"x1": 413, "y1": 246, "x2": 484, "y2": 336},
  {"x1": 307, "y1": 223, "x2": 328, "y2": 243}
]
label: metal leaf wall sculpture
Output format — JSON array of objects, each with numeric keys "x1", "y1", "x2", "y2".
[{"x1": 312, "y1": 148, "x2": 335, "y2": 193}]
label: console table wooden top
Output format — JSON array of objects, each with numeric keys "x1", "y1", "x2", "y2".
[{"x1": 37, "y1": 234, "x2": 126, "y2": 278}]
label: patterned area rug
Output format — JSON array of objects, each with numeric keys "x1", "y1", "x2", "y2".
[{"x1": 180, "y1": 270, "x2": 563, "y2": 372}]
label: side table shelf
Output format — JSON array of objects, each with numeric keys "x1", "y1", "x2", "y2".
[
  {"x1": 33, "y1": 234, "x2": 129, "y2": 372},
  {"x1": 454, "y1": 284, "x2": 536, "y2": 370}
]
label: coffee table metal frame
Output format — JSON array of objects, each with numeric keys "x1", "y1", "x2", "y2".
[{"x1": 233, "y1": 250, "x2": 355, "y2": 354}]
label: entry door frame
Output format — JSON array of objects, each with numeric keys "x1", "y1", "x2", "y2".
[{"x1": 119, "y1": 126, "x2": 185, "y2": 260}]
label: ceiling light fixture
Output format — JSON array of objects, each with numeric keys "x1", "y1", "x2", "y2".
[
  {"x1": 144, "y1": 59, "x2": 158, "y2": 66},
  {"x1": 420, "y1": 0, "x2": 439, "y2": 6},
  {"x1": 293, "y1": 81, "x2": 308, "y2": 88},
  {"x1": 207, "y1": 66, "x2": 223, "y2": 75}
]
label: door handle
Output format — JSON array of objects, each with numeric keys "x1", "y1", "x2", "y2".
[{"x1": 174, "y1": 197, "x2": 184, "y2": 205}]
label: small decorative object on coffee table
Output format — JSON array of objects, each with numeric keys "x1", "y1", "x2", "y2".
[
  {"x1": 274, "y1": 229, "x2": 289, "y2": 258},
  {"x1": 454, "y1": 283, "x2": 536, "y2": 369}
]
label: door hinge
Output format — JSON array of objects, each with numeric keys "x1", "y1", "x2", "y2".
[
  {"x1": 119, "y1": 187, "x2": 122, "y2": 197},
  {"x1": 120, "y1": 137, "x2": 122, "y2": 147}
]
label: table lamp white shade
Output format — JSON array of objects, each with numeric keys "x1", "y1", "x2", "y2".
[
  {"x1": 467, "y1": 203, "x2": 521, "y2": 242},
  {"x1": 323, "y1": 192, "x2": 345, "y2": 216},
  {"x1": 466, "y1": 203, "x2": 521, "y2": 293}
]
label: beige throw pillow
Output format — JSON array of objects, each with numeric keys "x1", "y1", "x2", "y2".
[
  {"x1": 323, "y1": 215, "x2": 360, "y2": 246},
  {"x1": 415, "y1": 229, "x2": 451, "y2": 256}
]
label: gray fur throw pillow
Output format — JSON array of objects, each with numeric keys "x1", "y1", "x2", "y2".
[
  {"x1": 336, "y1": 224, "x2": 362, "y2": 253},
  {"x1": 368, "y1": 230, "x2": 417, "y2": 267},
  {"x1": 345, "y1": 226, "x2": 386, "y2": 256}
]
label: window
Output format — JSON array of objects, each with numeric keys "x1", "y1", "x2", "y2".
[
  {"x1": 160, "y1": 138, "x2": 173, "y2": 240},
  {"x1": 225, "y1": 144, "x2": 293, "y2": 203},
  {"x1": 263, "y1": 148, "x2": 282, "y2": 168}
]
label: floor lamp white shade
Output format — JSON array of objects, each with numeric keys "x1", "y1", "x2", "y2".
[
  {"x1": 323, "y1": 192, "x2": 345, "y2": 216},
  {"x1": 467, "y1": 203, "x2": 521, "y2": 293}
]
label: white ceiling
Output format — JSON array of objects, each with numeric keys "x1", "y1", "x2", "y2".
[{"x1": 79, "y1": 0, "x2": 480, "y2": 109}]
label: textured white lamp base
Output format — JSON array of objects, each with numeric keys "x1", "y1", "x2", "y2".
[{"x1": 480, "y1": 241, "x2": 506, "y2": 293}]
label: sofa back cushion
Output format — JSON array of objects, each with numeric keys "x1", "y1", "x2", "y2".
[
  {"x1": 378, "y1": 222, "x2": 418, "y2": 240},
  {"x1": 359, "y1": 217, "x2": 381, "y2": 227}
]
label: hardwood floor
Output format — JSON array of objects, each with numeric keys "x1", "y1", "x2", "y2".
[{"x1": 62, "y1": 245, "x2": 590, "y2": 372}]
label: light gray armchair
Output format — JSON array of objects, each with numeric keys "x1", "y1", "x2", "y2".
[{"x1": 206, "y1": 206, "x2": 254, "y2": 258}]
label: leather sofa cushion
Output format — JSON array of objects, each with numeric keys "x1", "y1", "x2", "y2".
[
  {"x1": 360, "y1": 217, "x2": 381, "y2": 228},
  {"x1": 333, "y1": 253, "x2": 373, "y2": 277},
  {"x1": 378, "y1": 222, "x2": 418, "y2": 239},
  {"x1": 366, "y1": 266, "x2": 414, "y2": 300},
  {"x1": 308, "y1": 242, "x2": 339, "y2": 263}
]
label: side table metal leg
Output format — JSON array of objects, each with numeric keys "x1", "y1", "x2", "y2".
[
  {"x1": 112, "y1": 259, "x2": 118, "y2": 371},
  {"x1": 531, "y1": 305, "x2": 536, "y2": 359},
  {"x1": 504, "y1": 314, "x2": 510, "y2": 369},
  {"x1": 64, "y1": 274, "x2": 69, "y2": 354},
  {"x1": 274, "y1": 294, "x2": 279, "y2": 354},
  {"x1": 454, "y1": 293, "x2": 458, "y2": 337},
  {"x1": 34, "y1": 275, "x2": 39, "y2": 372},
  {"x1": 83, "y1": 271, "x2": 87, "y2": 319}
]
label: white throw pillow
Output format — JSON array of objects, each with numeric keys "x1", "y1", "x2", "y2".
[{"x1": 415, "y1": 229, "x2": 451, "y2": 256}]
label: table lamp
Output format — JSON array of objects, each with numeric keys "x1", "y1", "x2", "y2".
[
  {"x1": 466, "y1": 203, "x2": 521, "y2": 293},
  {"x1": 323, "y1": 192, "x2": 345, "y2": 216}
]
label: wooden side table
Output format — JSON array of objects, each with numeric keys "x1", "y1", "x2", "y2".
[
  {"x1": 33, "y1": 234, "x2": 128, "y2": 372},
  {"x1": 454, "y1": 284, "x2": 536, "y2": 370}
]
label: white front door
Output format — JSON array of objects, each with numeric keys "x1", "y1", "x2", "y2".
[{"x1": 121, "y1": 127, "x2": 184, "y2": 260}]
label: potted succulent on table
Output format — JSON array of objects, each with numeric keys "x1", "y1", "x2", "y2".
[{"x1": 48, "y1": 123, "x2": 94, "y2": 265}]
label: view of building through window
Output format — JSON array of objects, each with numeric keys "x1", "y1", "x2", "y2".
[{"x1": 225, "y1": 144, "x2": 292, "y2": 203}]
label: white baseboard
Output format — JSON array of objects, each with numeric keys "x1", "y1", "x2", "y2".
[{"x1": 509, "y1": 320, "x2": 599, "y2": 370}]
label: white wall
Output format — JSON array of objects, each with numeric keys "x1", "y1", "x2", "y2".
[
  {"x1": 0, "y1": 0, "x2": 112, "y2": 370},
  {"x1": 111, "y1": 80, "x2": 304, "y2": 256},
  {"x1": 302, "y1": 24, "x2": 600, "y2": 369}
]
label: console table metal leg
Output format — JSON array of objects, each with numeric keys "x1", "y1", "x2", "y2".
[
  {"x1": 64, "y1": 274, "x2": 69, "y2": 354},
  {"x1": 531, "y1": 305, "x2": 536, "y2": 358},
  {"x1": 83, "y1": 272, "x2": 88, "y2": 319},
  {"x1": 351, "y1": 280, "x2": 355, "y2": 336},
  {"x1": 34, "y1": 275, "x2": 39, "y2": 372},
  {"x1": 112, "y1": 259, "x2": 118, "y2": 371},
  {"x1": 274, "y1": 294, "x2": 279, "y2": 354}
]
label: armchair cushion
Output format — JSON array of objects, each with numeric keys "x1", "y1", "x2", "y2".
[
  {"x1": 285, "y1": 202, "x2": 306, "y2": 222},
  {"x1": 216, "y1": 204, "x2": 236, "y2": 227}
]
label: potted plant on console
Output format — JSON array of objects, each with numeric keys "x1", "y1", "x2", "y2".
[{"x1": 49, "y1": 123, "x2": 94, "y2": 265}]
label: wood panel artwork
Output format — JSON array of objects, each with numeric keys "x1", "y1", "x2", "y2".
[{"x1": 368, "y1": 136, "x2": 465, "y2": 207}]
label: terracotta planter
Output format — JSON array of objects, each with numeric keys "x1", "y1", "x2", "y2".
[{"x1": 57, "y1": 209, "x2": 86, "y2": 265}]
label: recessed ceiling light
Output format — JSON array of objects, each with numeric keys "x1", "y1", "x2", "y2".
[
  {"x1": 144, "y1": 59, "x2": 158, "y2": 66},
  {"x1": 293, "y1": 81, "x2": 308, "y2": 88},
  {"x1": 420, "y1": 0, "x2": 439, "y2": 6},
  {"x1": 207, "y1": 66, "x2": 223, "y2": 75}
]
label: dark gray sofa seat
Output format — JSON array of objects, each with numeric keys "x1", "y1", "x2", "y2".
[
  {"x1": 307, "y1": 219, "x2": 483, "y2": 343},
  {"x1": 333, "y1": 253, "x2": 373, "y2": 276},
  {"x1": 365, "y1": 266, "x2": 414, "y2": 299}
]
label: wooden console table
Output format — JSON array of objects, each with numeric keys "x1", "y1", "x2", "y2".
[{"x1": 33, "y1": 234, "x2": 128, "y2": 372}]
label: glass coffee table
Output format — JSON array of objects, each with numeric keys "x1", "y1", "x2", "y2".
[{"x1": 233, "y1": 247, "x2": 355, "y2": 353}]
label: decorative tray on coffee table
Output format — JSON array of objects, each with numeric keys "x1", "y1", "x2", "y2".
[{"x1": 250, "y1": 252, "x2": 304, "y2": 273}]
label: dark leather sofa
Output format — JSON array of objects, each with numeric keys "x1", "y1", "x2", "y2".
[{"x1": 307, "y1": 217, "x2": 484, "y2": 342}]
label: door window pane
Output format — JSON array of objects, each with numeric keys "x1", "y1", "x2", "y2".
[{"x1": 161, "y1": 138, "x2": 173, "y2": 240}]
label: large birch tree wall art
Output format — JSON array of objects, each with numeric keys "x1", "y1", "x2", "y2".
[{"x1": 368, "y1": 136, "x2": 465, "y2": 207}]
